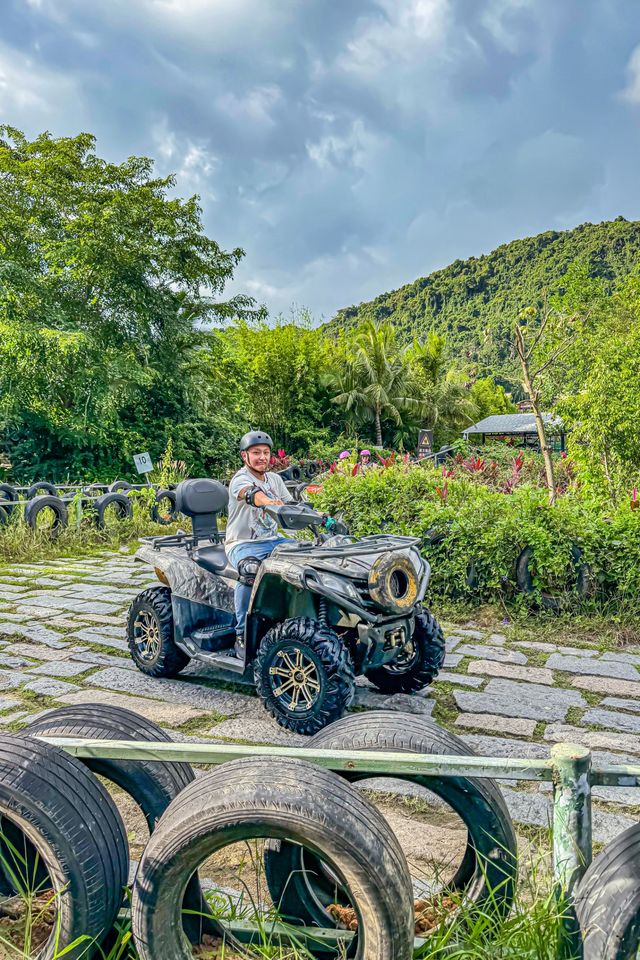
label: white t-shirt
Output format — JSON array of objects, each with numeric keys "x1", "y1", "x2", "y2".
[{"x1": 225, "y1": 466, "x2": 293, "y2": 554}]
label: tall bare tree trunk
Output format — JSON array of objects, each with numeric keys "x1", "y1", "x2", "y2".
[
  {"x1": 515, "y1": 326, "x2": 556, "y2": 505},
  {"x1": 375, "y1": 408, "x2": 382, "y2": 447}
]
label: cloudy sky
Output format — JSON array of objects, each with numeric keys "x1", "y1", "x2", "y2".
[{"x1": 2, "y1": 0, "x2": 640, "y2": 320}]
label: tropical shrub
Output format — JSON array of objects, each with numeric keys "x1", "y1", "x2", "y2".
[{"x1": 312, "y1": 464, "x2": 637, "y2": 611}]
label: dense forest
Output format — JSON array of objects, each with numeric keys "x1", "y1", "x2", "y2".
[
  {"x1": 329, "y1": 218, "x2": 640, "y2": 384},
  {"x1": 1, "y1": 127, "x2": 639, "y2": 500}
]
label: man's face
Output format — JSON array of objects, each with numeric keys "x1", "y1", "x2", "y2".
[
  {"x1": 362, "y1": 454, "x2": 370, "y2": 463},
  {"x1": 242, "y1": 444, "x2": 271, "y2": 474}
]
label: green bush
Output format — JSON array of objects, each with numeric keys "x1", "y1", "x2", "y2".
[{"x1": 312, "y1": 464, "x2": 638, "y2": 611}]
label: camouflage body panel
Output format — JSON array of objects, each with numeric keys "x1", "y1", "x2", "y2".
[{"x1": 135, "y1": 542, "x2": 235, "y2": 613}]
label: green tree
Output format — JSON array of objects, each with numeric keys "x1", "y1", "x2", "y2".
[
  {"x1": 555, "y1": 276, "x2": 640, "y2": 497},
  {"x1": 469, "y1": 377, "x2": 516, "y2": 421},
  {"x1": 328, "y1": 320, "x2": 419, "y2": 446},
  {"x1": 407, "y1": 333, "x2": 478, "y2": 444},
  {"x1": 0, "y1": 126, "x2": 259, "y2": 479},
  {"x1": 224, "y1": 311, "x2": 331, "y2": 453}
]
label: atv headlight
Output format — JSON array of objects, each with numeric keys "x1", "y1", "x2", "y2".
[
  {"x1": 313, "y1": 571, "x2": 362, "y2": 604},
  {"x1": 368, "y1": 553, "x2": 419, "y2": 613}
]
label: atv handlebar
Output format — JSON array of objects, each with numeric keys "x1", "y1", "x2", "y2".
[{"x1": 264, "y1": 502, "x2": 348, "y2": 535}]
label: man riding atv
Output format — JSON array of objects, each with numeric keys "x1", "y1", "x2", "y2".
[
  {"x1": 126, "y1": 439, "x2": 446, "y2": 735},
  {"x1": 226, "y1": 431, "x2": 293, "y2": 657}
]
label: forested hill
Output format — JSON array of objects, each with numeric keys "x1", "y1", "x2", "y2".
[{"x1": 329, "y1": 218, "x2": 640, "y2": 374}]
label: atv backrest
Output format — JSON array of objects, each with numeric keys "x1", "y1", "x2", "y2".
[{"x1": 175, "y1": 478, "x2": 229, "y2": 544}]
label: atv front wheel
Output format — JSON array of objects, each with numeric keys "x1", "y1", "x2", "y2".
[
  {"x1": 365, "y1": 607, "x2": 445, "y2": 694},
  {"x1": 255, "y1": 617, "x2": 355, "y2": 735},
  {"x1": 127, "y1": 586, "x2": 189, "y2": 678}
]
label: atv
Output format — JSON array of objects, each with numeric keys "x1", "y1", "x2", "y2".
[{"x1": 127, "y1": 478, "x2": 445, "y2": 735}]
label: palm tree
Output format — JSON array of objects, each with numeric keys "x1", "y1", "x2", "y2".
[
  {"x1": 408, "y1": 332, "x2": 478, "y2": 439},
  {"x1": 329, "y1": 320, "x2": 419, "y2": 446}
]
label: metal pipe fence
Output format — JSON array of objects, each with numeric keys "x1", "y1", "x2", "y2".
[{"x1": 36, "y1": 736, "x2": 640, "y2": 955}]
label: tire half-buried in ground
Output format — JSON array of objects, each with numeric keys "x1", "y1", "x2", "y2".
[
  {"x1": 26, "y1": 481, "x2": 58, "y2": 499},
  {"x1": 92, "y1": 491, "x2": 133, "y2": 528},
  {"x1": 0, "y1": 734, "x2": 129, "y2": 960},
  {"x1": 574, "y1": 821, "x2": 640, "y2": 960},
  {"x1": 23, "y1": 495, "x2": 68, "y2": 536},
  {"x1": 151, "y1": 488, "x2": 178, "y2": 525},
  {"x1": 264, "y1": 712, "x2": 517, "y2": 932},
  {"x1": 26, "y1": 704, "x2": 212, "y2": 944},
  {"x1": 131, "y1": 756, "x2": 414, "y2": 960},
  {"x1": 0, "y1": 483, "x2": 18, "y2": 516}
]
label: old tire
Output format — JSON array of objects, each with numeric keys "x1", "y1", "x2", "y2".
[
  {"x1": 151, "y1": 488, "x2": 178, "y2": 525},
  {"x1": 255, "y1": 616, "x2": 355, "y2": 735},
  {"x1": 127, "y1": 586, "x2": 189, "y2": 677},
  {"x1": 92, "y1": 491, "x2": 133, "y2": 527},
  {"x1": 0, "y1": 734, "x2": 129, "y2": 960},
  {"x1": 131, "y1": 757, "x2": 414, "y2": 960},
  {"x1": 516, "y1": 543, "x2": 592, "y2": 610},
  {"x1": 26, "y1": 481, "x2": 58, "y2": 499},
  {"x1": 575, "y1": 822, "x2": 640, "y2": 959},
  {"x1": 26, "y1": 704, "x2": 211, "y2": 944},
  {"x1": 0, "y1": 482, "x2": 18, "y2": 516},
  {"x1": 0, "y1": 504, "x2": 9, "y2": 527},
  {"x1": 24, "y1": 495, "x2": 68, "y2": 536},
  {"x1": 265, "y1": 712, "x2": 517, "y2": 928},
  {"x1": 365, "y1": 608, "x2": 445, "y2": 694},
  {"x1": 109, "y1": 479, "x2": 132, "y2": 492}
]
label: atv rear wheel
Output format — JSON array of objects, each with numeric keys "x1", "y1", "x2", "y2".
[
  {"x1": 127, "y1": 586, "x2": 189, "y2": 677},
  {"x1": 365, "y1": 607, "x2": 445, "y2": 694},
  {"x1": 255, "y1": 617, "x2": 355, "y2": 735}
]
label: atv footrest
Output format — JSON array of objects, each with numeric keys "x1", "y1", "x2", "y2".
[{"x1": 191, "y1": 624, "x2": 235, "y2": 645}]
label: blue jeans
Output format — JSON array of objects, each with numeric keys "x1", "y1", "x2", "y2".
[{"x1": 227, "y1": 537, "x2": 289, "y2": 638}]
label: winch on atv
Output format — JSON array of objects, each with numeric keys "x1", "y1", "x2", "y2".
[{"x1": 127, "y1": 478, "x2": 445, "y2": 735}]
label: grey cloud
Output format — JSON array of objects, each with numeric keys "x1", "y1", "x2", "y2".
[{"x1": 2, "y1": 0, "x2": 640, "y2": 319}]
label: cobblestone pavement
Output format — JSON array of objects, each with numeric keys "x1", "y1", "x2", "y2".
[{"x1": 1, "y1": 551, "x2": 639, "y2": 843}]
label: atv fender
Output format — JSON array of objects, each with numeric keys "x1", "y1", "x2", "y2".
[{"x1": 134, "y1": 543, "x2": 234, "y2": 612}]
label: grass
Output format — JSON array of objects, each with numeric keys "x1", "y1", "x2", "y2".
[
  {"x1": 0, "y1": 492, "x2": 188, "y2": 565},
  {"x1": 437, "y1": 598, "x2": 640, "y2": 646},
  {"x1": 0, "y1": 822, "x2": 583, "y2": 960}
]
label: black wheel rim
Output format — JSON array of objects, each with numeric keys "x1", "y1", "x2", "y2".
[{"x1": 268, "y1": 644, "x2": 322, "y2": 713}]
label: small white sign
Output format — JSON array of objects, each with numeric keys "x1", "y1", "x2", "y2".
[{"x1": 133, "y1": 452, "x2": 153, "y2": 474}]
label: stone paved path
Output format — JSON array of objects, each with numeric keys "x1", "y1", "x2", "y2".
[{"x1": 1, "y1": 552, "x2": 639, "y2": 843}]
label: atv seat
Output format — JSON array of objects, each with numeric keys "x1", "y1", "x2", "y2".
[
  {"x1": 175, "y1": 478, "x2": 229, "y2": 544},
  {"x1": 194, "y1": 544, "x2": 238, "y2": 580}
]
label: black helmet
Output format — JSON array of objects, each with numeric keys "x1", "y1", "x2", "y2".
[{"x1": 240, "y1": 430, "x2": 273, "y2": 452}]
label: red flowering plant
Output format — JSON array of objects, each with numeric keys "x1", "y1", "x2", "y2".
[
  {"x1": 435, "y1": 482, "x2": 449, "y2": 502},
  {"x1": 377, "y1": 452, "x2": 397, "y2": 470},
  {"x1": 500, "y1": 452, "x2": 525, "y2": 494},
  {"x1": 269, "y1": 449, "x2": 291, "y2": 471}
]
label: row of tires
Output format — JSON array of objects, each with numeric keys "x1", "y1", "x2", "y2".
[
  {"x1": 277, "y1": 460, "x2": 322, "y2": 482},
  {"x1": 0, "y1": 487, "x2": 178, "y2": 534},
  {"x1": 1, "y1": 704, "x2": 518, "y2": 960},
  {"x1": 0, "y1": 479, "x2": 149, "y2": 502},
  {"x1": 425, "y1": 526, "x2": 593, "y2": 609}
]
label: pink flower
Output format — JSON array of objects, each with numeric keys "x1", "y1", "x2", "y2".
[{"x1": 277, "y1": 449, "x2": 286, "y2": 459}]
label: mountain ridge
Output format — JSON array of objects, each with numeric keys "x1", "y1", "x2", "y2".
[{"x1": 328, "y1": 217, "x2": 640, "y2": 378}]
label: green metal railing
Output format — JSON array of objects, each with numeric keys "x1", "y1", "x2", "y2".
[{"x1": 37, "y1": 736, "x2": 640, "y2": 955}]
